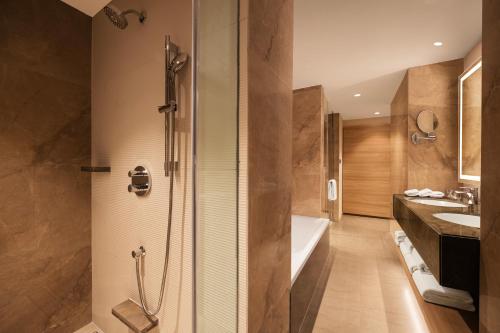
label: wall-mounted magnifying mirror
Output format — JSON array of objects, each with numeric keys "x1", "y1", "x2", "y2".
[
  {"x1": 417, "y1": 110, "x2": 438, "y2": 134},
  {"x1": 411, "y1": 110, "x2": 438, "y2": 144},
  {"x1": 459, "y1": 60, "x2": 482, "y2": 183}
]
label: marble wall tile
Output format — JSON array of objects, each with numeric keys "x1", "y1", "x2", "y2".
[
  {"x1": 390, "y1": 72, "x2": 409, "y2": 197},
  {"x1": 246, "y1": 0, "x2": 293, "y2": 331},
  {"x1": 0, "y1": 0, "x2": 91, "y2": 86},
  {"x1": 480, "y1": 1, "x2": 500, "y2": 332},
  {"x1": 292, "y1": 85, "x2": 324, "y2": 218},
  {"x1": 0, "y1": 1, "x2": 91, "y2": 332},
  {"x1": 407, "y1": 59, "x2": 463, "y2": 192},
  {"x1": 391, "y1": 60, "x2": 463, "y2": 196}
]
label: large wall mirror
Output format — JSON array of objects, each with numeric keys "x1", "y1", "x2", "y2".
[{"x1": 459, "y1": 60, "x2": 482, "y2": 183}]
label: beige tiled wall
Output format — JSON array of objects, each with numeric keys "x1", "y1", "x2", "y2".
[
  {"x1": 292, "y1": 85, "x2": 325, "y2": 218},
  {"x1": 480, "y1": 1, "x2": 500, "y2": 331},
  {"x1": 0, "y1": 1, "x2": 91, "y2": 331},
  {"x1": 407, "y1": 59, "x2": 463, "y2": 192},
  {"x1": 91, "y1": 0, "x2": 192, "y2": 331},
  {"x1": 391, "y1": 60, "x2": 463, "y2": 195},
  {"x1": 390, "y1": 73, "x2": 409, "y2": 197},
  {"x1": 244, "y1": 0, "x2": 294, "y2": 331}
]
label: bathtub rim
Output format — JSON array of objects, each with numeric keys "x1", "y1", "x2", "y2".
[{"x1": 291, "y1": 215, "x2": 331, "y2": 285}]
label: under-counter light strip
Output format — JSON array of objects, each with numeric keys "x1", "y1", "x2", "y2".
[{"x1": 459, "y1": 61, "x2": 482, "y2": 182}]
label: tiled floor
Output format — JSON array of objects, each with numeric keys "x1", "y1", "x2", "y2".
[{"x1": 313, "y1": 214, "x2": 430, "y2": 333}]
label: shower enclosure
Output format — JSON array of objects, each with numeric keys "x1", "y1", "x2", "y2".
[{"x1": 1, "y1": 0, "x2": 240, "y2": 332}]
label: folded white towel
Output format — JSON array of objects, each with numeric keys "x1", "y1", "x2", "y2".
[
  {"x1": 394, "y1": 230, "x2": 406, "y2": 245},
  {"x1": 412, "y1": 269, "x2": 475, "y2": 311},
  {"x1": 404, "y1": 189, "x2": 419, "y2": 196},
  {"x1": 328, "y1": 179, "x2": 337, "y2": 201},
  {"x1": 418, "y1": 188, "x2": 433, "y2": 197},
  {"x1": 400, "y1": 238, "x2": 413, "y2": 255},
  {"x1": 430, "y1": 191, "x2": 445, "y2": 198}
]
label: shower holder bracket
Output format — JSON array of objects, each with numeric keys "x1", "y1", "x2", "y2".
[{"x1": 165, "y1": 161, "x2": 179, "y2": 172}]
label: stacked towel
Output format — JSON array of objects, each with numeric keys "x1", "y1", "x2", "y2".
[
  {"x1": 412, "y1": 269, "x2": 475, "y2": 311},
  {"x1": 404, "y1": 188, "x2": 445, "y2": 198},
  {"x1": 404, "y1": 189, "x2": 419, "y2": 197},
  {"x1": 418, "y1": 188, "x2": 433, "y2": 197},
  {"x1": 430, "y1": 191, "x2": 445, "y2": 198},
  {"x1": 400, "y1": 238, "x2": 414, "y2": 255},
  {"x1": 394, "y1": 230, "x2": 406, "y2": 245}
]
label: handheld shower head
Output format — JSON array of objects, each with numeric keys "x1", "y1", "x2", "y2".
[
  {"x1": 170, "y1": 53, "x2": 188, "y2": 73},
  {"x1": 104, "y1": 5, "x2": 146, "y2": 30}
]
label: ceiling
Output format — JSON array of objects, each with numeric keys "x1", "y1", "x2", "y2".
[
  {"x1": 294, "y1": 0, "x2": 482, "y2": 119},
  {"x1": 60, "y1": 0, "x2": 110, "y2": 16}
]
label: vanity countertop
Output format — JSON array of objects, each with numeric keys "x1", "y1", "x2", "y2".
[{"x1": 394, "y1": 194, "x2": 480, "y2": 239}]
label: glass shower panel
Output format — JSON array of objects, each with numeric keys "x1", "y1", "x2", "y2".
[{"x1": 194, "y1": 1, "x2": 239, "y2": 332}]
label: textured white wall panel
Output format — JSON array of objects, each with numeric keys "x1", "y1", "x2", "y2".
[{"x1": 91, "y1": 0, "x2": 193, "y2": 331}]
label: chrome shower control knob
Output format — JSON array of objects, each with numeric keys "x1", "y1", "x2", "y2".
[{"x1": 128, "y1": 166, "x2": 151, "y2": 196}]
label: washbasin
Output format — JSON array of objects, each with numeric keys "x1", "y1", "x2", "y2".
[
  {"x1": 433, "y1": 213, "x2": 480, "y2": 228},
  {"x1": 410, "y1": 199, "x2": 467, "y2": 208}
]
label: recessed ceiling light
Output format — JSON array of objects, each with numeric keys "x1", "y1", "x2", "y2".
[
  {"x1": 353, "y1": 93, "x2": 361, "y2": 97},
  {"x1": 433, "y1": 41, "x2": 443, "y2": 47},
  {"x1": 374, "y1": 112, "x2": 381, "y2": 115}
]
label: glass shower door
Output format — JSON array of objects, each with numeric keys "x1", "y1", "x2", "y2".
[{"x1": 194, "y1": 0, "x2": 239, "y2": 332}]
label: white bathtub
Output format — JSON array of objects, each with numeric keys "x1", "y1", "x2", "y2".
[{"x1": 291, "y1": 215, "x2": 331, "y2": 284}]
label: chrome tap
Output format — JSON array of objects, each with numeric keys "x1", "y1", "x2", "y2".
[{"x1": 453, "y1": 187, "x2": 479, "y2": 207}]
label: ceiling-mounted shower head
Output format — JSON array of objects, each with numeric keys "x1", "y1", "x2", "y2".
[{"x1": 103, "y1": 5, "x2": 146, "y2": 30}]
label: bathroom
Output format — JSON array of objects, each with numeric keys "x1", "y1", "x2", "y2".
[{"x1": 1, "y1": 0, "x2": 499, "y2": 332}]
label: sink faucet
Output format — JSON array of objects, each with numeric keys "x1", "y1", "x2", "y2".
[{"x1": 453, "y1": 187, "x2": 479, "y2": 207}]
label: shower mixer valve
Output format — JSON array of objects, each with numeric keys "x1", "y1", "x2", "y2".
[{"x1": 128, "y1": 166, "x2": 151, "y2": 196}]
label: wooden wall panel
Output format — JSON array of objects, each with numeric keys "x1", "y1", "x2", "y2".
[
  {"x1": 480, "y1": 1, "x2": 500, "y2": 331},
  {"x1": 343, "y1": 117, "x2": 392, "y2": 218}
]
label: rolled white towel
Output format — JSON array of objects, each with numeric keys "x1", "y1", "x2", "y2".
[
  {"x1": 412, "y1": 269, "x2": 475, "y2": 311},
  {"x1": 403, "y1": 251, "x2": 420, "y2": 273},
  {"x1": 394, "y1": 230, "x2": 406, "y2": 245},
  {"x1": 412, "y1": 249, "x2": 429, "y2": 272},
  {"x1": 430, "y1": 191, "x2": 445, "y2": 198},
  {"x1": 400, "y1": 238, "x2": 413, "y2": 255},
  {"x1": 404, "y1": 189, "x2": 419, "y2": 197},
  {"x1": 418, "y1": 188, "x2": 433, "y2": 197}
]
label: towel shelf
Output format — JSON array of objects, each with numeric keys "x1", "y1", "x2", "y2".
[{"x1": 81, "y1": 166, "x2": 111, "y2": 173}]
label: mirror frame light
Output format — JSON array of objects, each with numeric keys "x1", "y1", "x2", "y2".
[{"x1": 458, "y1": 59, "x2": 482, "y2": 183}]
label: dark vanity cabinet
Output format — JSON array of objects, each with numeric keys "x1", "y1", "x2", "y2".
[{"x1": 393, "y1": 195, "x2": 480, "y2": 298}]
